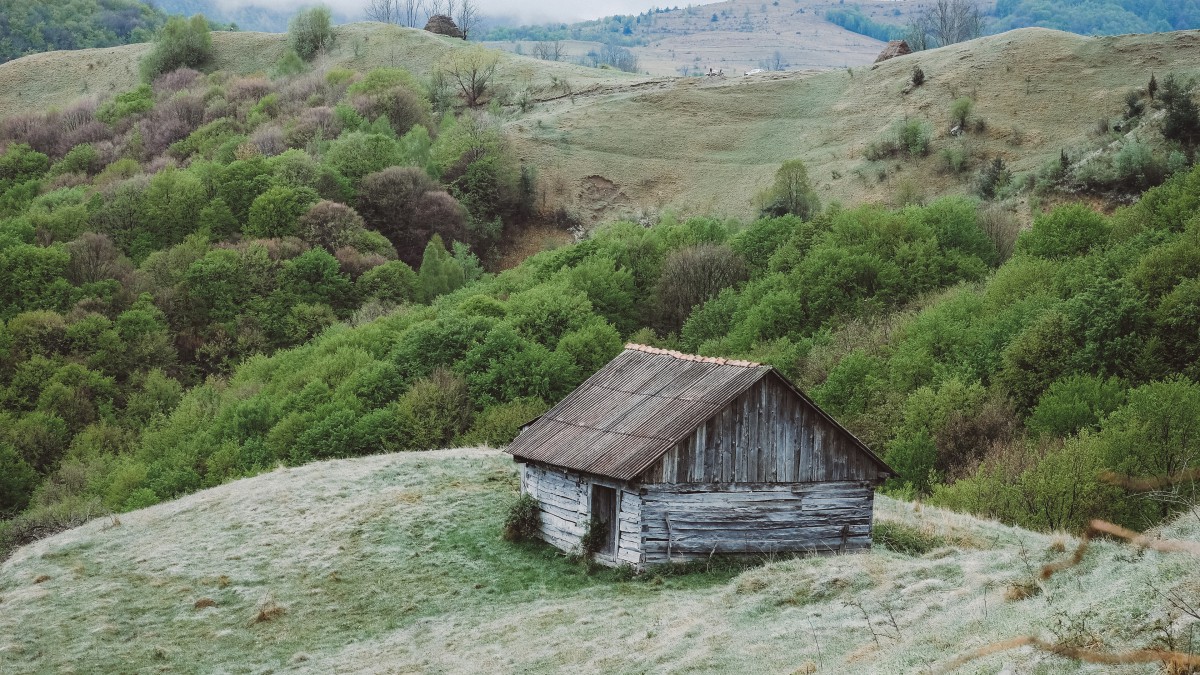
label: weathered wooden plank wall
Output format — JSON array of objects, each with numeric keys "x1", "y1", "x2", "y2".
[
  {"x1": 523, "y1": 463, "x2": 643, "y2": 565},
  {"x1": 641, "y1": 374, "x2": 884, "y2": 485},
  {"x1": 639, "y1": 481, "x2": 875, "y2": 564}
]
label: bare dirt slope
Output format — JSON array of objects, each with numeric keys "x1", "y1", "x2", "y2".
[{"x1": 1, "y1": 448, "x2": 1198, "y2": 674}]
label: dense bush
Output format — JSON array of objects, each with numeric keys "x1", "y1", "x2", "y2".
[
  {"x1": 140, "y1": 15, "x2": 213, "y2": 81},
  {"x1": 287, "y1": 6, "x2": 334, "y2": 61},
  {"x1": 503, "y1": 493, "x2": 542, "y2": 542}
]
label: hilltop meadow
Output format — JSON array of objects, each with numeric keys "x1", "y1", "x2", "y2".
[{"x1": 1, "y1": 10, "x2": 1200, "y2": 673}]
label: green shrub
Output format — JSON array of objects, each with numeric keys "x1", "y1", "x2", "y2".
[
  {"x1": 394, "y1": 368, "x2": 473, "y2": 450},
  {"x1": 324, "y1": 132, "x2": 403, "y2": 182},
  {"x1": 0, "y1": 443, "x2": 39, "y2": 515},
  {"x1": 245, "y1": 186, "x2": 320, "y2": 238},
  {"x1": 872, "y1": 520, "x2": 947, "y2": 555},
  {"x1": 275, "y1": 48, "x2": 306, "y2": 76},
  {"x1": 49, "y1": 144, "x2": 101, "y2": 177},
  {"x1": 1017, "y1": 203, "x2": 1109, "y2": 259},
  {"x1": 357, "y1": 260, "x2": 418, "y2": 304},
  {"x1": 1027, "y1": 374, "x2": 1126, "y2": 439},
  {"x1": 462, "y1": 397, "x2": 548, "y2": 447},
  {"x1": 940, "y1": 146, "x2": 969, "y2": 174},
  {"x1": 1112, "y1": 140, "x2": 1167, "y2": 190},
  {"x1": 580, "y1": 515, "x2": 609, "y2": 555},
  {"x1": 502, "y1": 493, "x2": 542, "y2": 542},
  {"x1": 140, "y1": 15, "x2": 212, "y2": 81},
  {"x1": 287, "y1": 6, "x2": 334, "y2": 61},
  {"x1": 950, "y1": 97, "x2": 973, "y2": 129}
]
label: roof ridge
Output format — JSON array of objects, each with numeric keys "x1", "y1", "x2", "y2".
[{"x1": 623, "y1": 343, "x2": 762, "y2": 368}]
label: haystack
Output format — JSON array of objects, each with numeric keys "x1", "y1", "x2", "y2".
[
  {"x1": 425, "y1": 15, "x2": 465, "y2": 39},
  {"x1": 874, "y1": 40, "x2": 912, "y2": 63}
]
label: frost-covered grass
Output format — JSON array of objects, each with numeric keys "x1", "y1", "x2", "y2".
[{"x1": 1, "y1": 449, "x2": 1197, "y2": 673}]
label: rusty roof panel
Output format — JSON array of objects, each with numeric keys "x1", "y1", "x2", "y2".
[
  {"x1": 506, "y1": 345, "x2": 776, "y2": 481},
  {"x1": 507, "y1": 344, "x2": 893, "y2": 481}
]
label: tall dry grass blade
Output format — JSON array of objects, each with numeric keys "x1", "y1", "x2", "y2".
[
  {"x1": 936, "y1": 636, "x2": 1200, "y2": 672},
  {"x1": 1041, "y1": 537, "x2": 1090, "y2": 580},
  {"x1": 1088, "y1": 520, "x2": 1200, "y2": 556}
]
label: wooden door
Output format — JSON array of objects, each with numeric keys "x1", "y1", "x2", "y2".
[{"x1": 590, "y1": 485, "x2": 618, "y2": 556}]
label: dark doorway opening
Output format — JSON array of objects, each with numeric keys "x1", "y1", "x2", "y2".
[{"x1": 590, "y1": 485, "x2": 618, "y2": 556}]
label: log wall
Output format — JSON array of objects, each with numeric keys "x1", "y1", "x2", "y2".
[
  {"x1": 639, "y1": 481, "x2": 875, "y2": 565},
  {"x1": 640, "y1": 374, "x2": 887, "y2": 485},
  {"x1": 521, "y1": 463, "x2": 642, "y2": 566}
]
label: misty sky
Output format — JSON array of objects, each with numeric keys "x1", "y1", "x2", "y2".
[{"x1": 214, "y1": 0, "x2": 656, "y2": 23}]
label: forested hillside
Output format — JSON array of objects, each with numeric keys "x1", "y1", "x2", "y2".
[
  {"x1": 989, "y1": 0, "x2": 1200, "y2": 34},
  {"x1": 0, "y1": 0, "x2": 166, "y2": 64}
]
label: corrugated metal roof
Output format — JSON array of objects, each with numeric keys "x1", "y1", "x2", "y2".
[{"x1": 506, "y1": 344, "x2": 889, "y2": 482}]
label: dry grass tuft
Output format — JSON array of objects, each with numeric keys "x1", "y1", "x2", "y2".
[
  {"x1": 936, "y1": 635, "x2": 1200, "y2": 673},
  {"x1": 1041, "y1": 538, "x2": 1090, "y2": 580},
  {"x1": 193, "y1": 598, "x2": 217, "y2": 610},
  {"x1": 216, "y1": 575, "x2": 231, "y2": 588},
  {"x1": 1003, "y1": 579, "x2": 1041, "y2": 602},
  {"x1": 792, "y1": 661, "x2": 818, "y2": 674},
  {"x1": 252, "y1": 595, "x2": 286, "y2": 624},
  {"x1": 33, "y1": 575, "x2": 50, "y2": 584}
]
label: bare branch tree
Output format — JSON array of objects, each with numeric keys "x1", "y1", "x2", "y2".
[
  {"x1": 906, "y1": 0, "x2": 981, "y2": 50},
  {"x1": 365, "y1": 0, "x2": 400, "y2": 24},
  {"x1": 441, "y1": 45, "x2": 499, "y2": 107},
  {"x1": 532, "y1": 40, "x2": 564, "y2": 61},
  {"x1": 403, "y1": 0, "x2": 425, "y2": 27},
  {"x1": 425, "y1": 0, "x2": 446, "y2": 22},
  {"x1": 456, "y1": 0, "x2": 478, "y2": 41}
]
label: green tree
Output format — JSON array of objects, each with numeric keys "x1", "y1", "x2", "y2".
[
  {"x1": 287, "y1": 6, "x2": 334, "y2": 61},
  {"x1": 140, "y1": 15, "x2": 213, "y2": 81},
  {"x1": 0, "y1": 442, "x2": 39, "y2": 514},
  {"x1": 358, "y1": 261, "x2": 418, "y2": 304},
  {"x1": 1027, "y1": 374, "x2": 1127, "y2": 439},
  {"x1": 758, "y1": 159, "x2": 820, "y2": 219},
  {"x1": 1017, "y1": 204, "x2": 1109, "y2": 259},
  {"x1": 417, "y1": 234, "x2": 466, "y2": 302},
  {"x1": 245, "y1": 186, "x2": 320, "y2": 238},
  {"x1": 1161, "y1": 73, "x2": 1200, "y2": 147}
]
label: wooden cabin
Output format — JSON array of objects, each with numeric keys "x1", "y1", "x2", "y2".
[{"x1": 506, "y1": 344, "x2": 895, "y2": 569}]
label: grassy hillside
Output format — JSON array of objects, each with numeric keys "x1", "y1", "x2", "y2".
[
  {"x1": 4, "y1": 25, "x2": 1198, "y2": 222},
  {"x1": 1, "y1": 448, "x2": 1196, "y2": 673},
  {"x1": 513, "y1": 27, "x2": 1200, "y2": 222},
  {"x1": 0, "y1": 23, "x2": 634, "y2": 122},
  {"x1": 485, "y1": 0, "x2": 896, "y2": 76}
]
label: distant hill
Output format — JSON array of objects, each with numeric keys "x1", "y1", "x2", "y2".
[
  {"x1": 988, "y1": 0, "x2": 1200, "y2": 34},
  {"x1": 153, "y1": 0, "x2": 356, "y2": 33},
  {"x1": 481, "y1": 0, "x2": 1200, "y2": 76},
  {"x1": 0, "y1": 0, "x2": 166, "y2": 64}
]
